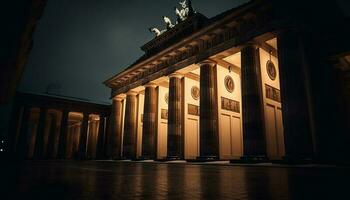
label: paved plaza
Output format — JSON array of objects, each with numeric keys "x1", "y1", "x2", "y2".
[{"x1": 2, "y1": 161, "x2": 349, "y2": 199}]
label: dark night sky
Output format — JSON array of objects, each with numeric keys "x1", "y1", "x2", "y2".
[
  {"x1": 18, "y1": 0, "x2": 350, "y2": 104},
  {"x1": 18, "y1": 0, "x2": 250, "y2": 103}
]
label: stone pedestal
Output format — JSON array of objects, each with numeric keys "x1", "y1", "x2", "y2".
[
  {"x1": 58, "y1": 110, "x2": 69, "y2": 159},
  {"x1": 167, "y1": 73, "x2": 183, "y2": 160},
  {"x1": 141, "y1": 83, "x2": 157, "y2": 159},
  {"x1": 123, "y1": 91, "x2": 138, "y2": 159},
  {"x1": 241, "y1": 43, "x2": 266, "y2": 158},
  {"x1": 277, "y1": 30, "x2": 313, "y2": 160},
  {"x1": 198, "y1": 61, "x2": 219, "y2": 160},
  {"x1": 78, "y1": 113, "x2": 89, "y2": 160}
]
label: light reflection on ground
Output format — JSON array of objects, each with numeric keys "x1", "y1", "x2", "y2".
[{"x1": 3, "y1": 161, "x2": 349, "y2": 199}]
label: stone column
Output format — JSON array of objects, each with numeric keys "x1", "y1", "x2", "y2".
[
  {"x1": 71, "y1": 125, "x2": 78, "y2": 157},
  {"x1": 123, "y1": 91, "x2": 138, "y2": 159},
  {"x1": 8, "y1": 104, "x2": 23, "y2": 155},
  {"x1": 109, "y1": 96, "x2": 124, "y2": 159},
  {"x1": 87, "y1": 120, "x2": 94, "y2": 159},
  {"x1": 17, "y1": 107, "x2": 31, "y2": 158},
  {"x1": 51, "y1": 114, "x2": 61, "y2": 159},
  {"x1": 78, "y1": 112, "x2": 90, "y2": 160},
  {"x1": 34, "y1": 108, "x2": 48, "y2": 159},
  {"x1": 277, "y1": 30, "x2": 313, "y2": 160},
  {"x1": 167, "y1": 73, "x2": 183, "y2": 159},
  {"x1": 46, "y1": 114, "x2": 57, "y2": 159},
  {"x1": 58, "y1": 110, "x2": 69, "y2": 159},
  {"x1": 73, "y1": 123, "x2": 81, "y2": 158},
  {"x1": 198, "y1": 61, "x2": 219, "y2": 160},
  {"x1": 42, "y1": 114, "x2": 53, "y2": 159},
  {"x1": 241, "y1": 43, "x2": 266, "y2": 158},
  {"x1": 96, "y1": 115, "x2": 106, "y2": 159},
  {"x1": 89, "y1": 120, "x2": 98, "y2": 159},
  {"x1": 142, "y1": 83, "x2": 158, "y2": 159},
  {"x1": 66, "y1": 125, "x2": 74, "y2": 159}
]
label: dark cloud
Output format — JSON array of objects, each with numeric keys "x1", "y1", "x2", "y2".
[{"x1": 19, "y1": 0, "x2": 249, "y2": 103}]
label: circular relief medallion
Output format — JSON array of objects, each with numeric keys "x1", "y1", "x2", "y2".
[
  {"x1": 191, "y1": 86, "x2": 200, "y2": 100},
  {"x1": 266, "y1": 60, "x2": 277, "y2": 80},
  {"x1": 164, "y1": 92, "x2": 169, "y2": 104},
  {"x1": 224, "y1": 76, "x2": 234, "y2": 93}
]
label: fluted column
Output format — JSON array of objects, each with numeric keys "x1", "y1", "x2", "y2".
[
  {"x1": 167, "y1": 73, "x2": 183, "y2": 159},
  {"x1": 78, "y1": 112, "x2": 90, "y2": 159},
  {"x1": 123, "y1": 91, "x2": 138, "y2": 159},
  {"x1": 73, "y1": 123, "x2": 81, "y2": 158},
  {"x1": 34, "y1": 108, "x2": 48, "y2": 159},
  {"x1": 42, "y1": 114, "x2": 53, "y2": 159},
  {"x1": 96, "y1": 115, "x2": 106, "y2": 159},
  {"x1": 66, "y1": 125, "x2": 74, "y2": 159},
  {"x1": 17, "y1": 107, "x2": 31, "y2": 158},
  {"x1": 199, "y1": 61, "x2": 219, "y2": 160},
  {"x1": 141, "y1": 83, "x2": 158, "y2": 159},
  {"x1": 91, "y1": 120, "x2": 98, "y2": 159},
  {"x1": 46, "y1": 113, "x2": 57, "y2": 159},
  {"x1": 8, "y1": 105, "x2": 23, "y2": 155},
  {"x1": 71, "y1": 124, "x2": 78, "y2": 158},
  {"x1": 241, "y1": 43, "x2": 266, "y2": 158},
  {"x1": 277, "y1": 30, "x2": 313, "y2": 160},
  {"x1": 109, "y1": 95, "x2": 125, "y2": 159},
  {"x1": 58, "y1": 110, "x2": 69, "y2": 159},
  {"x1": 87, "y1": 120, "x2": 95, "y2": 159}
]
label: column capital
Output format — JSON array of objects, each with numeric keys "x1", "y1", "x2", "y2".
[
  {"x1": 169, "y1": 72, "x2": 183, "y2": 79},
  {"x1": 113, "y1": 94, "x2": 126, "y2": 101},
  {"x1": 241, "y1": 41, "x2": 259, "y2": 49},
  {"x1": 126, "y1": 90, "x2": 138, "y2": 96},
  {"x1": 199, "y1": 60, "x2": 217, "y2": 67},
  {"x1": 144, "y1": 82, "x2": 158, "y2": 88}
]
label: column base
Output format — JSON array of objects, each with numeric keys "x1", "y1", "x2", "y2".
[
  {"x1": 230, "y1": 155, "x2": 268, "y2": 164},
  {"x1": 194, "y1": 156, "x2": 219, "y2": 162},
  {"x1": 277, "y1": 155, "x2": 313, "y2": 165},
  {"x1": 131, "y1": 157, "x2": 154, "y2": 161},
  {"x1": 112, "y1": 157, "x2": 129, "y2": 161},
  {"x1": 118, "y1": 156, "x2": 134, "y2": 160},
  {"x1": 137, "y1": 155, "x2": 155, "y2": 160},
  {"x1": 165, "y1": 155, "x2": 183, "y2": 161}
]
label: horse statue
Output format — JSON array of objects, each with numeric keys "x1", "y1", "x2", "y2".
[
  {"x1": 148, "y1": 0, "x2": 195, "y2": 37},
  {"x1": 163, "y1": 16, "x2": 175, "y2": 30},
  {"x1": 175, "y1": 0, "x2": 195, "y2": 23},
  {"x1": 149, "y1": 27, "x2": 166, "y2": 37},
  {"x1": 149, "y1": 16, "x2": 175, "y2": 37}
]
